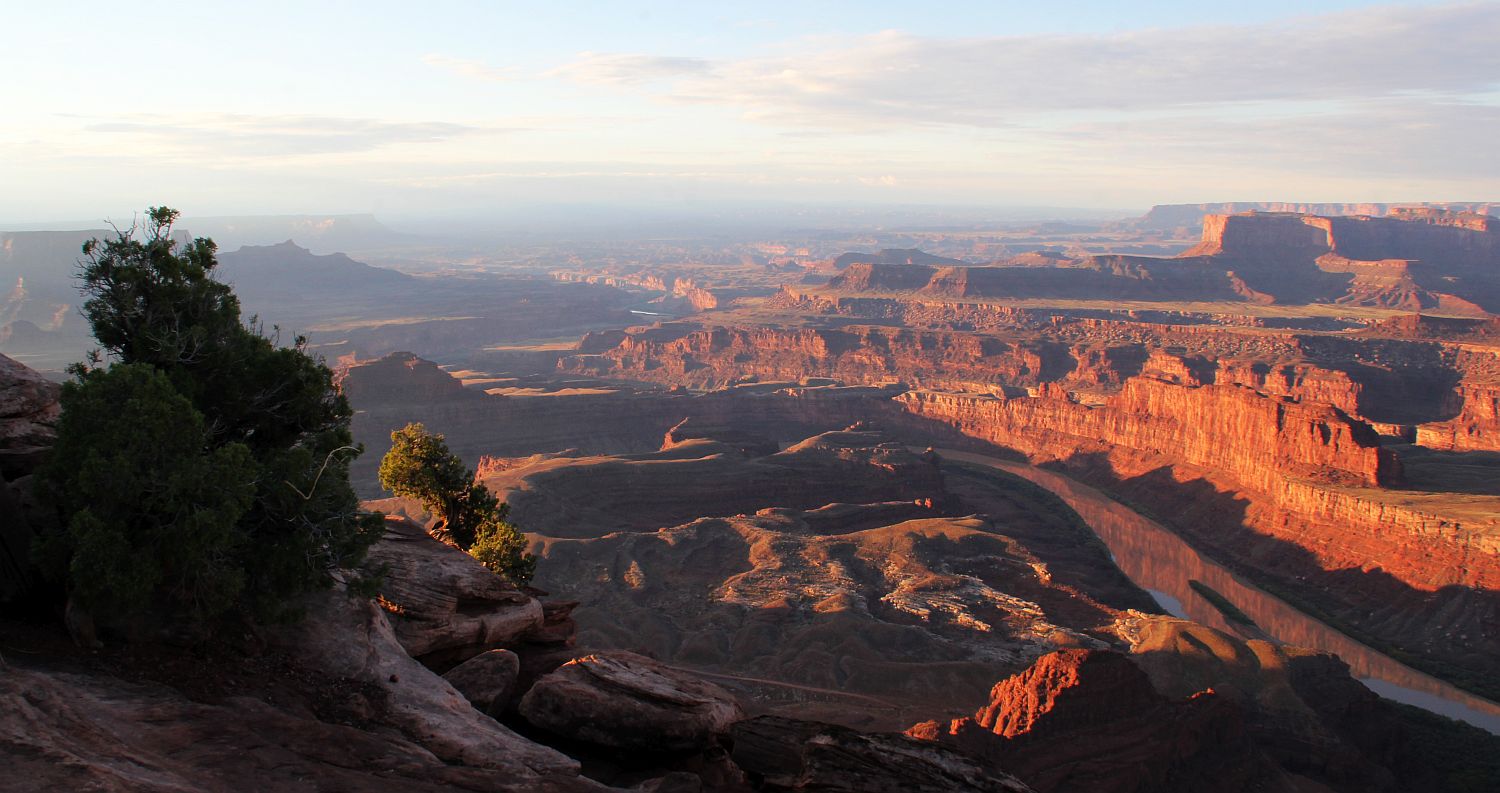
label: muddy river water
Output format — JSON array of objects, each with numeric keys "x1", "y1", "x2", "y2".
[{"x1": 938, "y1": 448, "x2": 1500, "y2": 734}]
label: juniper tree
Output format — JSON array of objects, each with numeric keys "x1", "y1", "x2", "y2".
[
  {"x1": 379, "y1": 422, "x2": 534, "y2": 583},
  {"x1": 37, "y1": 207, "x2": 383, "y2": 624}
]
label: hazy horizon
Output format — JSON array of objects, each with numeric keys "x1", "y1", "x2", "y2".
[{"x1": 5, "y1": 1, "x2": 1498, "y2": 223}]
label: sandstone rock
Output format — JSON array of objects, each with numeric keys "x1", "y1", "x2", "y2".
[
  {"x1": 732, "y1": 715, "x2": 1033, "y2": 793},
  {"x1": 1416, "y1": 381, "x2": 1500, "y2": 452},
  {"x1": 909, "y1": 648, "x2": 1283, "y2": 793},
  {"x1": 661, "y1": 416, "x2": 779, "y2": 457},
  {"x1": 899, "y1": 377, "x2": 1400, "y2": 491},
  {"x1": 519, "y1": 651, "x2": 743, "y2": 752},
  {"x1": 443, "y1": 648, "x2": 520, "y2": 717},
  {"x1": 362, "y1": 516, "x2": 543, "y2": 663},
  {"x1": 0, "y1": 663, "x2": 607, "y2": 793},
  {"x1": 0, "y1": 353, "x2": 60, "y2": 449},
  {"x1": 531, "y1": 504, "x2": 1107, "y2": 725},
  {"x1": 1132, "y1": 202, "x2": 1500, "y2": 232},
  {"x1": 528, "y1": 598, "x2": 581, "y2": 646},
  {"x1": 0, "y1": 352, "x2": 58, "y2": 479},
  {"x1": 1125, "y1": 618, "x2": 1399, "y2": 791},
  {"x1": 268, "y1": 587, "x2": 580, "y2": 778},
  {"x1": 0, "y1": 353, "x2": 57, "y2": 601},
  {"x1": 895, "y1": 382, "x2": 1500, "y2": 625}
]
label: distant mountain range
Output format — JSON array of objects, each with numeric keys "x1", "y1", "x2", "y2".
[
  {"x1": 1, "y1": 214, "x2": 414, "y2": 255},
  {"x1": 0, "y1": 231, "x2": 418, "y2": 369}
]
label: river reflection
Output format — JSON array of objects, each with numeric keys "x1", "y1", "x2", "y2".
[{"x1": 940, "y1": 449, "x2": 1500, "y2": 735}]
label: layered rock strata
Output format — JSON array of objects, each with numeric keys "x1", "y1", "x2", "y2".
[
  {"x1": 362, "y1": 517, "x2": 544, "y2": 664},
  {"x1": 519, "y1": 651, "x2": 744, "y2": 753}
]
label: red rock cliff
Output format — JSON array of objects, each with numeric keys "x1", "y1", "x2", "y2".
[
  {"x1": 907, "y1": 649, "x2": 1269, "y2": 793},
  {"x1": 899, "y1": 378, "x2": 1398, "y2": 490}
]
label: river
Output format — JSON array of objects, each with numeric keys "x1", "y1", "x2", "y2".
[{"x1": 937, "y1": 448, "x2": 1500, "y2": 735}]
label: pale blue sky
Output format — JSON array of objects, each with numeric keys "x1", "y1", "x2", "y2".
[{"x1": 2, "y1": 1, "x2": 1495, "y2": 221}]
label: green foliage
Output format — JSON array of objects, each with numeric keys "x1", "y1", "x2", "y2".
[
  {"x1": 37, "y1": 206, "x2": 384, "y2": 626},
  {"x1": 469, "y1": 508, "x2": 536, "y2": 583},
  {"x1": 37, "y1": 365, "x2": 256, "y2": 619},
  {"x1": 378, "y1": 422, "x2": 472, "y2": 540},
  {"x1": 379, "y1": 422, "x2": 534, "y2": 583}
]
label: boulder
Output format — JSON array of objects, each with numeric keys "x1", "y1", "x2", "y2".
[
  {"x1": 519, "y1": 651, "x2": 742, "y2": 753},
  {"x1": 443, "y1": 649, "x2": 520, "y2": 717},
  {"x1": 0, "y1": 662, "x2": 612, "y2": 793},
  {"x1": 0, "y1": 353, "x2": 59, "y2": 479},
  {"x1": 0, "y1": 354, "x2": 58, "y2": 601},
  {"x1": 268, "y1": 587, "x2": 580, "y2": 778},
  {"x1": 362, "y1": 516, "x2": 543, "y2": 663},
  {"x1": 731, "y1": 715, "x2": 1032, "y2": 793}
]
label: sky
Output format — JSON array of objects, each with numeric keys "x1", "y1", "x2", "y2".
[{"x1": 2, "y1": 0, "x2": 1497, "y2": 222}]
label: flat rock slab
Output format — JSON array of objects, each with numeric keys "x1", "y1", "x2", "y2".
[
  {"x1": 520, "y1": 651, "x2": 743, "y2": 752},
  {"x1": 270, "y1": 589, "x2": 579, "y2": 779},
  {"x1": 363, "y1": 517, "x2": 543, "y2": 661}
]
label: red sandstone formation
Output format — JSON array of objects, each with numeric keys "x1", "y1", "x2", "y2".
[
  {"x1": 564, "y1": 323, "x2": 1071, "y2": 392},
  {"x1": 1177, "y1": 211, "x2": 1500, "y2": 311},
  {"x1": 1415, "y1": 381, "x2": 1500, "y2": 452},
  {"x1": 1130, "y1": 201, "x2": 1499, "y2": 232},
  {"x1": 556, "y1": 317, "x2": 1500, "y2": 691},
  {"x1": 907, "y1": 649, "x2": 1275, "y2": 793},
  {"x1": 903, "y1": 378, "x2": 1399, "y2": 489},
  {"x1": 895, "y1": 388, "x2": 1500, "y2": 591},
  {"x1": 810, "y1": 209, "x2": 1500, "y2": 311},
  {"x1": 908, "y1": 620, "x2": 1435, "y2": 793}
]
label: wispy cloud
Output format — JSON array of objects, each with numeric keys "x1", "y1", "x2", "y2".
[
  {"x1": 547, "y1": 3, "x2": 1500, "y2": 129},
  {"x1": 421, "y1": 54, "x2": 521, "y2": 82},
  {"x1": 82, "y1": 113, "x2": 500, "y2": 157},
  {"x1": 1050, "y1": 98, "x2": 1500, "y2": 180},
  {"x1": 545, "y1": 53, "x2": 713, "y2": 85}
]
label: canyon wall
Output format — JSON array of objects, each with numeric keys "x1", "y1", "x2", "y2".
[
  {"x1": 343, "y1": 351, "x2": 896, "y2": 495},
  {"x1": 563, "y1": 323, "x2": 1495, "y2": 590},
  {"x1": 1179, "y1": 211, "x2": 1500, "y2": 311},
  {"x1": 564, "y1": 320, "x2": 1476, "y2": 429},
  {"x1": 896, "y1": 388, "x2": 1500, "y2": 588},
  {"x1": 895, "y1": 378, "x2": 1399, "y2": 491},
  {"x1": 818, "y1": 209, "x2": 1500, "y2": 312},
  {"x1": 560, "y1": 322, "x2": 1500, "y2": 685},
  {"x1": 1416, "y1": 381, "x2": 1500, "y2": 451},
  {"x1": 354, "y1": 334, "x2": 1500, "y2": 695},
  {"x1": 1132, "y1": 201, "x2": 1499, "y2": 231},
  {"x1": 564, "y1": 324, "x2": 1072, "y2": 392}
]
